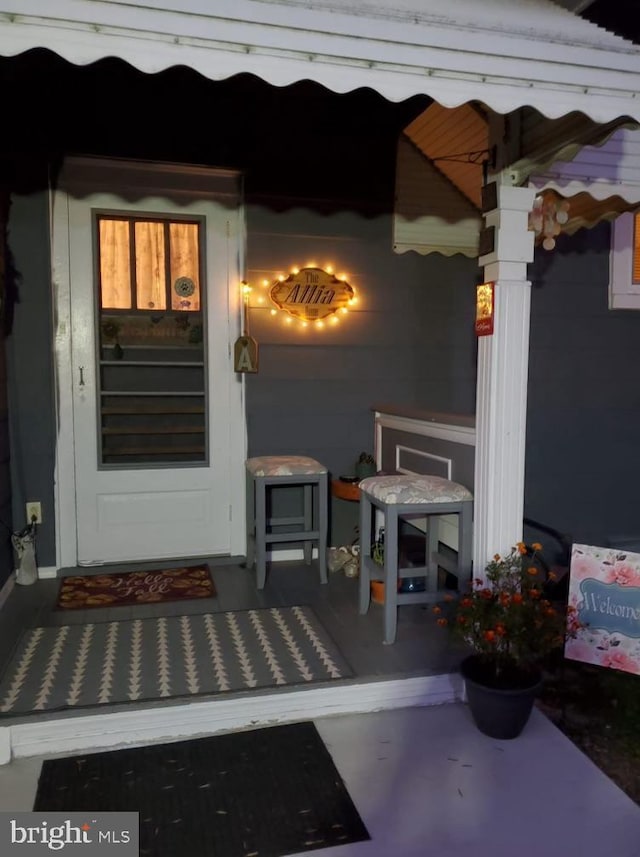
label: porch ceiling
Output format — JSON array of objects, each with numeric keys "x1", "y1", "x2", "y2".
[
  {"x1": 1, "y1": 0, "x2": 640, "y2": 124},
  {"x1": 403, "y1": 102, "x2": 488, "y2": 211},
  {"x1": 394, "y1": 101, "x2": 640, "y2": 255}
]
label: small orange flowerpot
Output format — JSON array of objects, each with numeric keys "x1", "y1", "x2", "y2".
[{"x1": 371, "y1": 581, "x2": 385, "y2": 604}]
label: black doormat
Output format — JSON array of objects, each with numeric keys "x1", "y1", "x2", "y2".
[{"x1": 34, "y1": 721, "x2": 370, "y2": 857}]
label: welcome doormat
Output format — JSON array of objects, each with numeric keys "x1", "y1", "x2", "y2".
[
  {"x1": 34, "y1": 721, "x2": 370, "y2": 857},
  {"x1": 55, "y1": 564, "x2": 215, "y2": 610},
  {"x1": 0, "y1": 606, "x2": 352, "y2": 715}
]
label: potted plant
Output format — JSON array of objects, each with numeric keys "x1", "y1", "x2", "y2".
[
  {"x1": 355, "y1": 452, "x2": 376, "y2": 480},
  {"x1": 434, "y1": 542, "x2": 579, "y2": 739}
]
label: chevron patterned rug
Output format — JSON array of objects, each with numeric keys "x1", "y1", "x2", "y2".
[{"x1": 0, "y1": 606, "x2": 352, "y2": 716}]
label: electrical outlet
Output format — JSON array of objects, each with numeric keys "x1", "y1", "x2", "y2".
[{"x1": 25, "y1": 501, "x2": 42, "y2": 524}]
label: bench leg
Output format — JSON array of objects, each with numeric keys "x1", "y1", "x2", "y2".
[
  {"x1": 318, "y1": 476, "x2": 328, "y2": 584},
  {"x1": 458, "y1": 501, "x2": 473, "y2": 583},
  {"x1": 383, "y1": 507, "x2": 399, "y2": 645},
  {"x1": 359, "y1": 494, "x2": 373, "y2": 614},
  {"x1": 255, "y1": 479, "x2": 267, "y2": 589},
  {"x1": 245, "y1": 470, "x2": 255, "y2": 570},
  {"x1": 302, "y1": 484, "x2": 313, "y2": 565},
  {"x1": 426, "y1": 513, "x2": 439, "y2": 593}
]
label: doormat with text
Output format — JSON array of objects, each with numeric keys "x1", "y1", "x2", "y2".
[
  {"x1": 55, "y1": 564, "x2": 215, "y2": 610},
  {"x1": 0, "y1": 606, "x2": 352, "y2": 715},
  {"x1": 34, "y1": 722, "x2": 370, "y2": 857}
]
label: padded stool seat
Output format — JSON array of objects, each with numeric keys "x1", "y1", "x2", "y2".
[
  {"x1": 359, "y1": 474, "x2": 473, "y2": 644},
  {"x1": 246, "y1": 455, "x2": 328, "y2": 589}
]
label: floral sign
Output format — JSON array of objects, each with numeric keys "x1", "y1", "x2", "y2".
[{"x1": 565, "y1": 543, "x2": 640, "y2": 676}]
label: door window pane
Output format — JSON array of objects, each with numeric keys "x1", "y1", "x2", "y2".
[
  {"x1": 170, "y1": 222, "x2": 201, "y2": 311},
  {"x1": 135, "y1": 221, "x2": 166, "y2": 310},
  {"x1": 99, "y1": 219, "x2": 131, "y2": 309}
]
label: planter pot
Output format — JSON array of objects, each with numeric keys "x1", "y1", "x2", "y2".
[
  {"x1": 355, "y1": 462, "x2": 376, "y2": 479},
  {"x1": 460, "y1": 655, "x2": 543, "y2": 740}
]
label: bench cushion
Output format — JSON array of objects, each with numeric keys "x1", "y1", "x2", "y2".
[
  {"x1": 246, "y1": 456, "x2": 327, "y2": 477},
  {"x1": 359, "y1": 474, "x2": 472, "y2": 504}
]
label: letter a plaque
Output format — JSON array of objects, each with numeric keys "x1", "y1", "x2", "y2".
[{"x1": 234, "y1": 335, "x2": 259, "y2": 373}]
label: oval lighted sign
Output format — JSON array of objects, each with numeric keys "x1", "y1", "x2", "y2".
[{"x1": 269, "y1": 267, "x2": 354, "y2": 321}]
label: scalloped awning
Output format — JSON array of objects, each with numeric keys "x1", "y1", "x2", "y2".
[{"x1": 2, "y1": 0, "x2": 640, "y2": 124}]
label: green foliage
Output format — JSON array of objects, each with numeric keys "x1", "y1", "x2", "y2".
[{"x1": 436, "y1": 543, "x2": 576, "y2": 676}]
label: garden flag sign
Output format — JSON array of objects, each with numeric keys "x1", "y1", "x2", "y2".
[{"x1": 565, "y1": 543, "x2": 640, "y2": 676}]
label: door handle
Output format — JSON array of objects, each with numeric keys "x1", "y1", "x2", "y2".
[{"x1": 79, "y1": 366, "x2": 85, "y2": 387}]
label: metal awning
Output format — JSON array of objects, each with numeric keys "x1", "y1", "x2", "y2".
[{"x1": 1, "y1": 0, "x2": 640, "y2": 124}]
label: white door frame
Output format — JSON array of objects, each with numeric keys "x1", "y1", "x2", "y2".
[{"x1": 51, "y1": 157, "x2": 247, "y2": 570}]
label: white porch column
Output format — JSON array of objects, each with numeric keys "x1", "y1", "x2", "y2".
[{"x1": 473, "y1": 181, "x2": 536, "y2": 576}]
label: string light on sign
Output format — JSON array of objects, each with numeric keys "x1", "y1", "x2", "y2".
[{"x1": 265, "y1": 265, "x2": 357, "y2": 331}]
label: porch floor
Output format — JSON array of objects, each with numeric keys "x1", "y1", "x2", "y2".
[
  {"x1": 2, "y1": 560, "x2": 639, "y2": 852},
  {"x1": 0, "y1": 557, "x2": 465, "y2": 722},
  {"x1": 0, "y1": 703, "x2": 638, "y2": 856}
]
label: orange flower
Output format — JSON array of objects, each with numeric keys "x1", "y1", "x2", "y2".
[
  {"x1": 531, "y1": 542, "x2": 543, "y2": 552},
  {"x1": 433, "y1": 543, "x2": 569, "y2": 668},
  {"x1": 432, "y1": 605, "x2": 442, "y2": 615},
  {"x1": 437, "y1": 618, "x2": 448, "y2": 627},
  {"x1": 443, "y1": 593, "x2": 455, "y2": 602},
  {"x1": 548, "y1": 571, "x2": 558, "y2": 582}
]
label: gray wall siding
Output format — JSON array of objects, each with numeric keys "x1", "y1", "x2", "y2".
[
  {"x1": 245, "y1": 205, "x2": 477, "y2": 544},
  {"x1": 0, "y1": 330, "x2": 11, "y2": 585},
  {"x1": 245, "y1": 205, "x2": 477, "y2": 475},
  {"x1": 7, "y1": 191, "x2": 56, "y2": 567},
  {"x1": 4, "y1": 198, "x2": 479, "y2": 564},
  {"x1": 247, "y1": 206, "x2": 477, "y2": 476},
  {"x1": 526, "y1": 221, "x2": 640, "y2": 549}
]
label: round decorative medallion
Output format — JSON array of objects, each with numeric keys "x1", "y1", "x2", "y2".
[{"x1": 174, "y1": 276, "x2": 196, "y2": 298}]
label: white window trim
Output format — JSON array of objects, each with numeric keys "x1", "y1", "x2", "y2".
[{"x1": 609, "y1": 211, "x2": 640, "y2": 310}]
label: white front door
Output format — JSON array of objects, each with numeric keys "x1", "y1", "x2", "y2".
[{"x1": 54, "y1": 161, "x2": 245, "y2": 565}]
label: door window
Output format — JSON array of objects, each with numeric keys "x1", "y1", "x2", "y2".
[{"x1": 96, "y1": 214, "x2": 207, "y2": 467}]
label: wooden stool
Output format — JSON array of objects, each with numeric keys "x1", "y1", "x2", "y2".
[
  {"x1": 245, "y1": 455, "x2": 329, "y2": 589},
  {"x1": 359, "y1": 474, "x2": 473, "y2": 644}
]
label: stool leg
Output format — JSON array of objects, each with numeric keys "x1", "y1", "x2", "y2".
[
  {"x1": 359, "y1": 494, "x2": 372, "y2": 614},
  {"x1": 383, "y1": 506, "x2": 399, "y2": 644},
  {"x1": 318, "y1": 475, "x2": 328, "y2": 584},
  {"x1": 426, "y1": 513, "x2": 439, "y2": 593},
  {"x1": 255, "y1": 478, "x2": 268, "y2": 589},
  {"x1": 245, "y1": 469, "x2": 255, "y2": 570},
  {"x1": 303, "y1": 483, "x2": 313, "y2": 565},
  {"x1": 458, "y1": 501, "x2": 473, "y2": 585}
]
